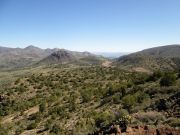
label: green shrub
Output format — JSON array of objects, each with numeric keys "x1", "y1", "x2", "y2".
[
  {"x1": 100, "y1": 97, "x2": 112, "y2": 106},
  {"x1": 134, "y1": 111, "x2": 165, "y2": 125},
  {"x1": 15, "y1": 78, "x2": 21, "y2": 85},
  {"x1": 166, "y1": 118, "x2": 180, "y2": 127},
  {"x1": 136, "y1": 92, "x2": 149, "y2": 103},
  {"x1": 27, "y1": 121, "x2": 37, "y2": 130},
  {"x1": 115, "y1": 109, "x2": 129, "y2": 120},
  {"x1": 177, "y1": 72, "x2": 180, "y2": 79},
  {"x1": 69, "y1": 98, "x2": 77, "y2": 112},
  {"x1": 112, "y1": 94, "x2": 121, "y2": 104},
  {"x1": 39, "y1": 102, "x2": 46, "y2": 112},
  {"x1": 160, "y1": 73, "x2": 176, "y2": 86},
  {"x1": 0, "y1": 124, "x2": 9, "y2": 135},
  {"x1": 50, "y1": 124, "x2": 61, "y2": 134},
  {"x1": 147, "y1": 71, "x2": 163, "y2": 82},
  {"x1": 132, "y1": 73, "x2": 148, "y2": 85},
  {"x1": 122, "y1": 95, "x2": 137, "y2": 112},
  {"x1": 15, "y1": 86, "x2": 26, "y2": 93},
  {"x1": 93, "y1": 111, "x2": 114, "y2": 128},
  {"x1": 15, "y1": 126, "x2": 24, "y2": 135},
  {"x1": 28, "y1": 112, "x2": 42, "y2": 122},
  {"x1": 156, "y1": 99, "x2": 167, "y2": 111},
  {"x1": 45, "y1": 119, "x2": 53, "y2": 130},
  {"x1": 81, "y1": 89, "x2": 92, "y2": 103}
]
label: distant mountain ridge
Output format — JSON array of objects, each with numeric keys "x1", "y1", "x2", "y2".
[
  {"x1": 115, "y1": 45, "x2": 180, "y2": 71},
  {"x1": 1, "y1": 44, "x2": 180, "y2": 70},
  {"x1": 136, "y1": 45, "x2": 180, "y2": 58},
  {"x1": 0, "y1": 45, "x2": 103, "y2": 69},
  {"x1": 94, "y1": 52, "x2": 130, "y2": 58}
]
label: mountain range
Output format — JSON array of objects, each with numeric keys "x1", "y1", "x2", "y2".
[
  {"x1": 115, "y1": 45, "x2": 180, "y2": 71},
  {"x1": 0, "y1": 44, "x2": 180, "y2": 71},
  {"x1": 0, "y1": 45, "x2": 104, "y2": 69}
]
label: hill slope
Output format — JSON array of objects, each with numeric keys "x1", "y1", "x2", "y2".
[
  {"x1": 115, "y1": 45, "x2": 180, "y2": 71},
  {"x1": 39, "y1": 49, "x2": 105, "y2": 66},
  {"x1": 39, "y1": 50, "x2": 76, "y2": 64},
  {"x1": 0, "y1": 45, "x2": 58, "y2": 69},
  {"x1": 0, "y1": 66, "x2": 179, "y2": 134},
  {"x1": 0, "y1": 46, "x2": 105, "y2": 69}
]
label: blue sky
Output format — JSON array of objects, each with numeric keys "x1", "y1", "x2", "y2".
[{"x1": 0, "y1": 0, "x2": 180, "y2": 52}]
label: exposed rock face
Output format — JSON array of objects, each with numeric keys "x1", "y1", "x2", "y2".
[
  {"x1": 156, "y1": 127, "x2": 180, "y2": 135},
  {"x1": 126, "y1": 126, "x2": 156, "y2": 135},
  {"x1": 89, "y1": 125, "x2": 180, "y2": 135},
  {"x1": 38, "y1": 50, "x2": 75, "y2": 64}
]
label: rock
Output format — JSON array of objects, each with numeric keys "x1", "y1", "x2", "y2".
[{"x1": 156, "y1": 127, "x2": 180, "y2": 135}]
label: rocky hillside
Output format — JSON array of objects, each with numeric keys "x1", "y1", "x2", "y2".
[
  {"x1": 39, "y1": 49, "x2": 105, "y2": 66},
  {"x1": 115, "y1": 45, "x2": 180, "y2": 71},
  {"x1": 38, "y1": 50, "x2": 75, "y2": 64}
]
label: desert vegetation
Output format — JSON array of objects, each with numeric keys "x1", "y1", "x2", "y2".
[{"x1": 0, "y1": 65, "x2": 179, "y2": 134}]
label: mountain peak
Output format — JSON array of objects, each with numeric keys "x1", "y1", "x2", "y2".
[{"x1": 24, "y1": 45, "x2": 41, "y2": 50}]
